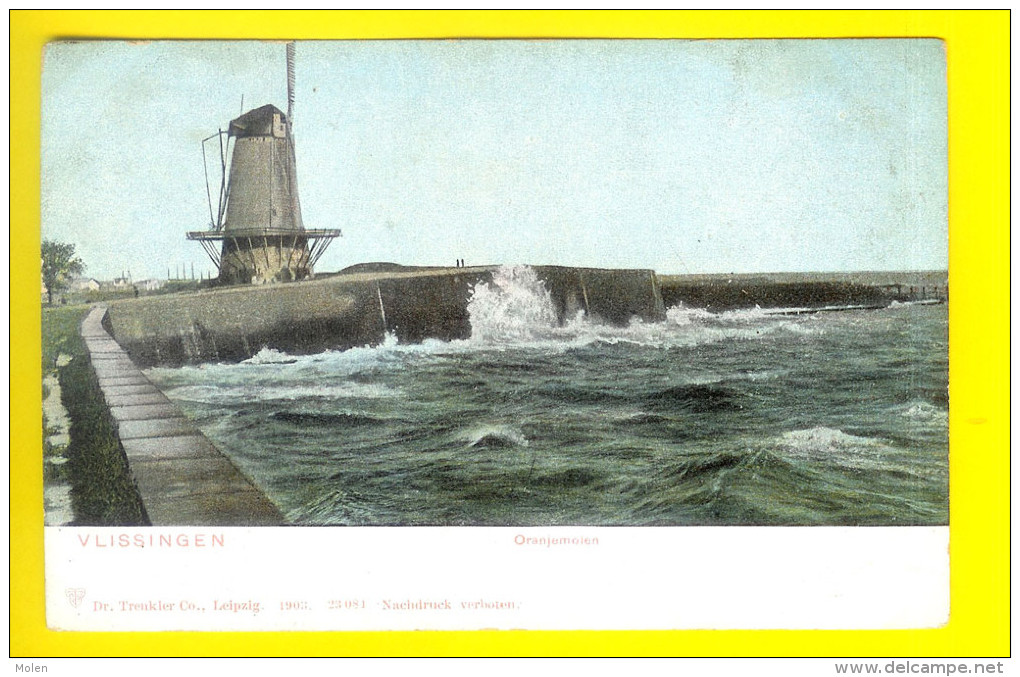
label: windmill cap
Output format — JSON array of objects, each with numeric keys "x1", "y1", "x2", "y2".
[{"x1": 228, "y1": 104, "x2": 288, "y2": 137}]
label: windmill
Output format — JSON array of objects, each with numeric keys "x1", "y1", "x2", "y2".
[{"x1": 188, "y1": 42, "x2": 341, "y2": 284}]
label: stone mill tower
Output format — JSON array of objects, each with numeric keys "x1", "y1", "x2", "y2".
[{"x1": 188, "y1": 42, "x2": 340, "y2": 284}]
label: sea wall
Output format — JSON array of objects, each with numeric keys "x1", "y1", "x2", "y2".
[
  {"x1": 105, "y1": 265, "x2": 666, "y2": 367},
  {"x1": 659, "y1": 271, "x2": 948, "y2": 311},
  {"x1": 104, "y1": 265, "x2": 945, "y2": 368},
  {"x1": 535, "y1": 265, "x2": 666, "y2": 327}
]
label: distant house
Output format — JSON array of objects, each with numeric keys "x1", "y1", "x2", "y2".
[
  {"x1": 136, "y1": 279, "x2": 164, "y2": 292},
  {"x1": 111, "y1": 275, "x2": 132, "y2": 288},
  {"x1": 70, "y1": 277, "x2": 101, "y2": 292}
]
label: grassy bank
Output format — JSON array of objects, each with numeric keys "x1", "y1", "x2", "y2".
[
  {"x1": 42, "y1": 305, "x2": 148, "y2": 526},
  {"x1": 41, "y1": 305, "x2": 87, "y2": 376}
]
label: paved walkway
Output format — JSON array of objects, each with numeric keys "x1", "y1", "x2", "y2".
[{"x1": 81, "y1": 307, "x2": 285, "y2": 526}]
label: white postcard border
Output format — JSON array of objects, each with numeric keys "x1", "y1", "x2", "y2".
[{"x1": 46, "y1": 525, "x2": 948, "y2": 632}]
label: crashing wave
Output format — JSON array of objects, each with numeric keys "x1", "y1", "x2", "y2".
[
  {"x1": 467, "y1": 265, "x2": 559, "y2": 343},
  {"x1": 775, "y1": 427, "x2": 894, "y2": 471},
  {"x1": 665, "y1": 303, "x2": 717, "y2": 326},
  {"x1": 464, "y1": 425, "x2": 529, "y2": 448},
  {"x1": 243, "y1": 347, "x2": 297, "y2": 365},
  {"x1": 900, "y1": 401, "x2": 949, "y2": 424},
  {"x1": 162, "y1": 381, "x2": 399, "y2": 405},
  {"x1": 780, "y1": 427, "x2": 881, "y2": 451}
]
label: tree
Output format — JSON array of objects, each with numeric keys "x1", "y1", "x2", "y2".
[{"x1": 41, "y1": 240, "x2": 85, "y2": 305}]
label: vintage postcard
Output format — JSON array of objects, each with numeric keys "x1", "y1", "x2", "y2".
[{"x1": 38, "y1": 36, "x2": 951, "y2": 633}]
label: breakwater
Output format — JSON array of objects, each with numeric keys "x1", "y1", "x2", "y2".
[
  {"x1": 104, "y1": 265, "x2": 945, "y2": 368},
  {"x1": 660, "y1": 271, "x2": 947, "y2": 311},
  {"x1": 104, "y1": 265, "x2": 665, "y2": 367}
]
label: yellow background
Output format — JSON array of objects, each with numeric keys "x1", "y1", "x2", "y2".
[{"x1": 11, "y1": 10, "x2": 1009, "y2": 657}]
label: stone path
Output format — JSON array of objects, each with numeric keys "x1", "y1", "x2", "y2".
[{"x1": 81, "y1": 307, "x2": 285, "y2": 526}]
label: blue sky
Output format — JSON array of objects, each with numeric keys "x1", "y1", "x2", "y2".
[{"x1": 41, "y1": 39, "x2": 947, "y2": 281}]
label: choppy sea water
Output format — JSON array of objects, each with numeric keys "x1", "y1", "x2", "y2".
[{"x1": 146, "y1": 266, "x2": 949, "y2": 526}]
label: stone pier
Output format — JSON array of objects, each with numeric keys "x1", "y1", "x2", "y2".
[
  {"x1": 102, "y1": 265, "x2": 668, "y2": 367},
  {"x1": 80, "y1": 306, "x2": 285, "y2": 526}
]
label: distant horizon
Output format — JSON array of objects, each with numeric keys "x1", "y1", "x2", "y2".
[
  {"x1": 42, "y1": 40, "x2": 947, "y2": 280},
  {"x1": 60, "y1": 260, "x2": 950, "y2": 284}
]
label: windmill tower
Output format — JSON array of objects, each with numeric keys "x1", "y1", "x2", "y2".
[{"x1": 188, "y1": 42, "x2": 340, "y2": 284}]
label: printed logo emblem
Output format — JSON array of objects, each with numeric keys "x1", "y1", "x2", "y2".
[{"x1": 65, "y1": 588, "x2": 86, "y2": 609}]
